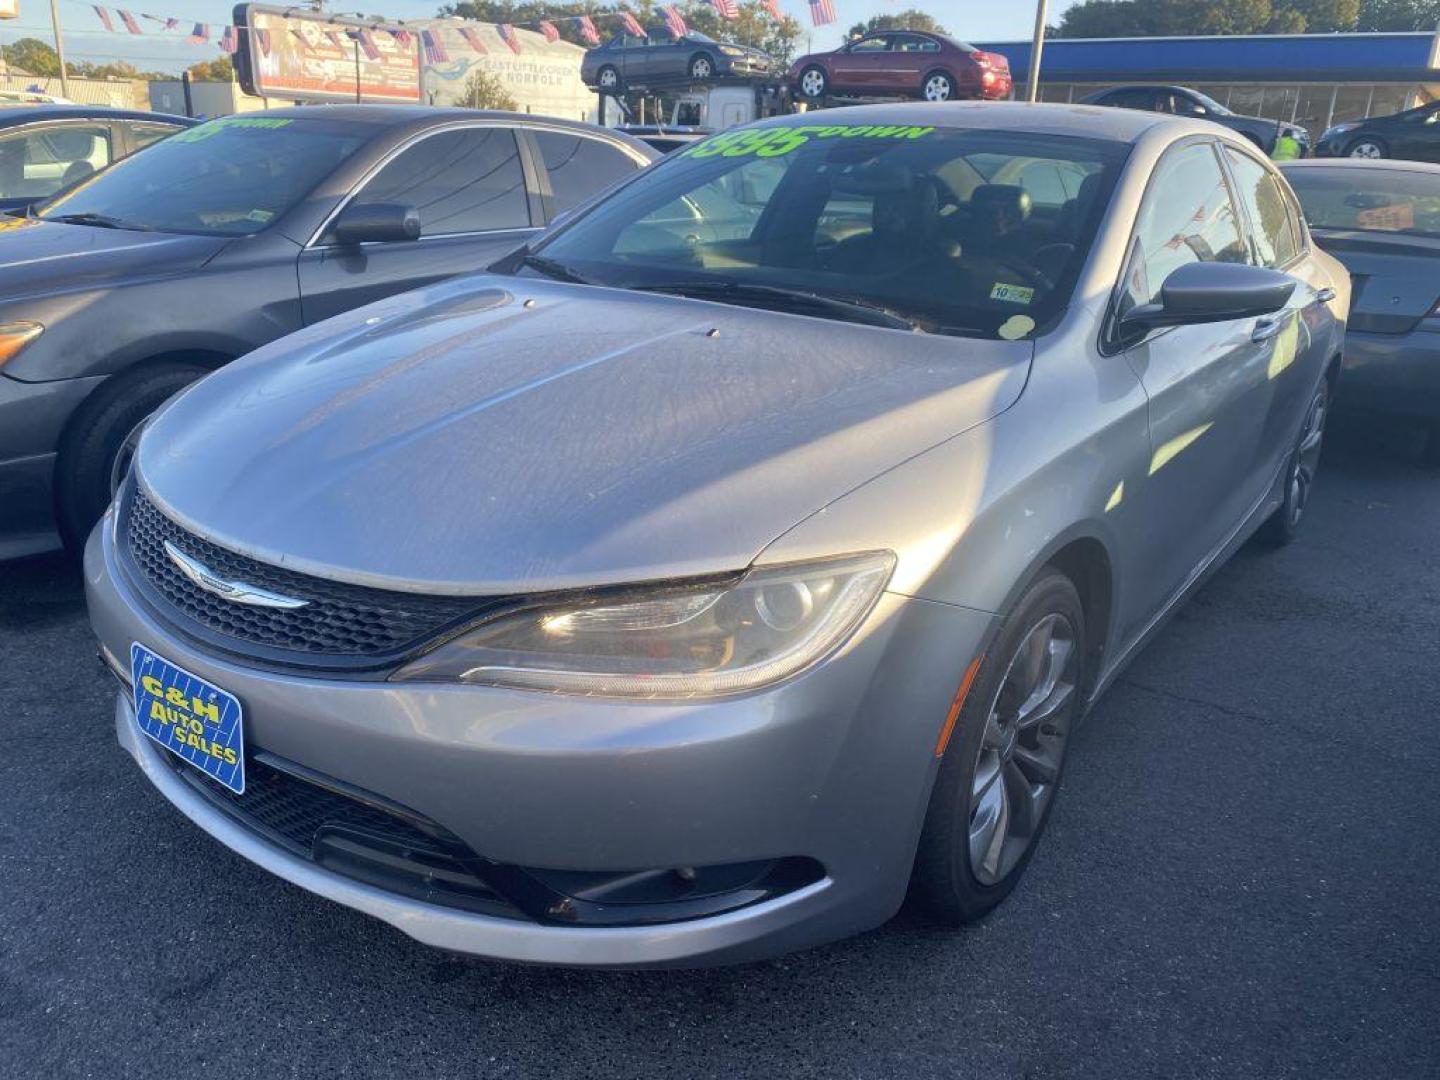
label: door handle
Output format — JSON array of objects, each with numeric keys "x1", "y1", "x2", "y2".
[
  {"x1": 1252, "y1": 317, "x2": 1285, "y2": 342},
  {"x1": 1315, "y1": 287, "x2": 1336, "y2": 304}
]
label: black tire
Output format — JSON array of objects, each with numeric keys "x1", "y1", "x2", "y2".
[
  {"x1": 1259, "y1": 377, "x2": 1329, "y2": 548},
  {"x1": 911, "y1": 568, "x2": 1085, "y2": 924},
  {"x1": 596, "y1": 65, "x2": 622, "y2": 92},
  {"x1": 798, "y1": 65, "x2": 827, "y2": 100},
  {"x1": 921, "y1": 69, "x2": 955, "y2": 102},
  {"x1": 1345, "y1": 136, "x2": 1387, "y2": 160},
  {"x1": 54, "y1": 361, "x2": 206, "y2": 553},
  {"x1": 688, "y1": 53, "x2": 715, "y2": 81}
]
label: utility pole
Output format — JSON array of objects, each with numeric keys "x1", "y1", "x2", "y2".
[
  {"x1": 1026, "y1": 0, "x2": 1048, "y2": 103},
  {"x1": 49, "y1": 0, "x2": 70, "y2": 98}
]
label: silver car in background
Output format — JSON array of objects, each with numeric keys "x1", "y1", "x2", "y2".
[{"x1": 86, "y1": 103, "x2": 1348, "y2": 967}]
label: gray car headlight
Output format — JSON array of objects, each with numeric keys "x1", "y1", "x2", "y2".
[
  {"x1": 392, "y1": 552, "x2": 894, "y2": 699},
  {"x1": 720, "y1": 46, "x2": 745, "y2": 56}
]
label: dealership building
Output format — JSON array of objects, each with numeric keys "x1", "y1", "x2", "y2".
[{"x1": 976, "y1": 31, "x2": 1440, "y2": 139}]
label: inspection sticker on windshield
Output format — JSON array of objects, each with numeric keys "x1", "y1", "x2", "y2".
[
  {"x1": 683, "y1": 124, "x2": 935, "y2": 160},
  {"x1": 130, "y1": 643, "x2": 245, "y2": 794},
  {"x1": 990, "y1": 283, "x2": 1035, "y2": 305}
]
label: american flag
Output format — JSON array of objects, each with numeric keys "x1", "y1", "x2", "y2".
[
  {"x1": 619, "y1": 11, "x2": 644, "y2": 36},
  {"x1": 93, "y1": 6, "x2": 115, "y2": 32},
  {"x1": 761, "y1": 0, "x2": 784, "y2": 19},
  {"x1": 419, "y1": 29, "x2": 448, "y2": 64},
  {"x1": 662, "y1": 4, "x2": 687, "y2": 38},
  {"x1": 351, "y1": 29, "x2": 380, "y2": 61},
  {"x1": 290, "y1": 29, "x2": 314, "y2": 55},
  {"x1": 538, "y1": 20, "x2": 559, "y2": 43},
  {"x1": 117, "y1": 9, "x2": 141, "y2": 33},
  {"x1": 255, "y1": 28, "x2": 271, "y2": 56},
  {"x1": 576, "y1": 15, "x2": 599, "y2": 45},
  {"x1": 498, "y1": 23, "x2": 522, "y2": 54},
  {"x1": 711, "y1": 0, "x2": 739, "y2": 19},
  {"x1": 142, "y1": 14, "x2": 181, "y2": 31},
  {"x1": 809, "y1": 0, "x2": 836, "y2": 27},
  {"x1": 457, "y1": 26, "x2": 487, "y2": 54},
  {"x1": 219, "y1": 25, "x2": 238, "y2": 54},
  {"x1": 324, "y1": 30, "x2": 346, "y2": 51},
  {"x1": 390, "y1": 29, "x2": 412, "y2": 48},
  {"x1": 187, "y1": 22, "x2": 209, "y2": 45}
]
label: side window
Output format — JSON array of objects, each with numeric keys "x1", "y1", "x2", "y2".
[
  {"x1": 1224, "y1": 148, "x2": 1299, "y2": 267},
  {"x1": 849, "y1": 36, "x2": 888, "y2": 53},
  {"x1": 0, "y1": 123, "x2": 111, "y2": 200},
  {"x1": 1120, "y1": 141, "x2": 1248, "y2": 318},
  {"x1": 532, "y1": 131, "x2": 637, "y2": 215},
  {"x1": 126, "y1": 122, "x2": 182, "y2": 154},
  {"x1": 345, "y1": 127, "x2": 529, "y2": 239},
  {"x1": 1106, "y1": 89, "x2": 1157, "y2": 111}
]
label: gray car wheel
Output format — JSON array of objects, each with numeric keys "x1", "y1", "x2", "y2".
[
  {"x1": 922, "y1": 71, "x2": 955, "y2": 102},
  {"x1": 689, "y1": 54, "x2": 714, "y2": 81},
  {"x1": 1347, "y1": 138, "x2": 1386, "y2": 159},
  {"x1": 1260, "y1": 378, "x2": 1329, "y2": 546},
  {"x1": 596, "y1": 65, "x2": 621, "y2": 91},
  {"x1": 799, "y1": 66, "x2": 827, "y2": 99},
  {"x1": 912, "y1": 568, "x2": 1084, "y2": 922}
]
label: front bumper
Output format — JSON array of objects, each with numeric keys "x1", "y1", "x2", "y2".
[
  {"x1": 87, "y1": 517, "x2": 991, "y2": 967},
  {"x1": 1337, "y1": 318, "x2": 1440, "y2": 421}
]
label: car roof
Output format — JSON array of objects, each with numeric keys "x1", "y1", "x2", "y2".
[
  {"x1": 755, "y1": 100, "x2": 1187, "y2": 143},
  {"x1": 1280, "y1": 158, "x2": 1440, "y2": 176},
  {"x1": 0, "y1": 104, "x2": 192, "y2": 127},
  {"x1": 228, "y1": 104, "x2": 656, "y2": 156}
]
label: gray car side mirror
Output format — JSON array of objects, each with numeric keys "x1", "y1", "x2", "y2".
[
  {"x1": 1122, "y1": 261, "x2": 1295, "y2": 331},
  {"x1": 330, "y1": 203, "x2": 421, "y2": 245}
]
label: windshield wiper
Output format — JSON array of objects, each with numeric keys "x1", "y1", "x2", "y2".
[
  {"x1": 632, "y1": 281, "x2": 920, "y2": 332},
  {"x1": 520, "y1": 253, "x2": 592, "y2": 285},
  {"x1": 44, "y1": 212, "x2": 153, "y2": 232}
]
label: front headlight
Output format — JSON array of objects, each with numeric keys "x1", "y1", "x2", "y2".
[
  {"x1": 0, "y1": 321, "x2": 43, "y2": 368},
  {"x1": 720, "y1": 46, "x2": 745, "y2": 56},
  {"x1": 393, "y1": 552, "x2": 894, "y2": 699}
]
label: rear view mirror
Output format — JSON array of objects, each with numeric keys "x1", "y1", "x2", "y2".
[
  {"x1": 330, "y1": 202, "x2": 421, "y2": 245},
  {"x1": 1121, "y1": 261, "x2": 1294, "y2": 331}
]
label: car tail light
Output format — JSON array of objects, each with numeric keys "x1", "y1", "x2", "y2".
[
  {"x1": 972, "y1": 51, "x2": 994, "y2": 67},
  {"x1": 982, "y1": 71, "x2": 997, "y2": 86}
]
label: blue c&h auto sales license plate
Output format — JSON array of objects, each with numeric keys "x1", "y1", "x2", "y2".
[{"x1": 130, "y1": 643, "x2": 245, "y2": 794}]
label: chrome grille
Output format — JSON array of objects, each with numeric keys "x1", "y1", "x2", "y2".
[{"x1": 123, "y1": 487, "x2": 488, "y2": 660}]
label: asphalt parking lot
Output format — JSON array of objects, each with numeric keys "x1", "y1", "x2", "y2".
[{"x1": 1, "y1": 423, "x2": 1436, "y2": 1080}]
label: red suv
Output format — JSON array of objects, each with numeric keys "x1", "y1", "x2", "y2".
[{"x1": 788, "y1": 31, "x2": 1011, "y2": 103}]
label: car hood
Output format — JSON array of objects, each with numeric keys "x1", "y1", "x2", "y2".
[
  {"x1": 138, "y1": 275, "x2": 1031, "y2": 595},
  {"x1": 0, "y1": 216, "x2": 227, "y2": 302}
]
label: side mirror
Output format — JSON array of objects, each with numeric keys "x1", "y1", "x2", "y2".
[
  {"x1": 329, "y1": 202, "x2": 421, "y2": 245},
  {"x1": 1121, "y1": 261, "x2": 1294, "y2": 332}
]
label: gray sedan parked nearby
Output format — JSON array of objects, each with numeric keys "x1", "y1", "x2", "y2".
[
  {"x1": 87, "y1": 103, "x2": 1347, "y2": 967},
  {"x1": 0, "y1": 106, "x2": 654, "y2": 559},
  {"x1": 1280, "y1": 158, "x2": 1440, "y2": 453}
]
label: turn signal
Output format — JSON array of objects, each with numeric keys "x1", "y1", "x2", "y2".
[{"x1": 0, "y1": 321, "x2": 42, "y2": 367}]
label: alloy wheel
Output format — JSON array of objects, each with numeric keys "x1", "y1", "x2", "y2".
[
  {"x1": 800, "y1": 69, "x2": 825, "y2": 98},
  {"x1": 691, "y1": 57, "x2": 712, "y2": 80},
  {"x1": 1287, "y1": 385, "x2": 1328, "y2": 528},
  {"x1": 598, "y1": 67, "x2": 618, "y2": 89},
  {"x1": 968, "y1": 612, "x2": 1078, "y2": 886},
  {"x1": 1348, "y1": 140, "x2": 1383, "y2": 159},
  {"x1": 924, "y1": 74, "x2": 953, "y2": 102}
]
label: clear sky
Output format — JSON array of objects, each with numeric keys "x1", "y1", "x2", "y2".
[{"x1": 1, "y1": 0, "x2": 1074, "y2": 75}]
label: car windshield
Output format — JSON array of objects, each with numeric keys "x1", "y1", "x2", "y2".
[
  {"x1": 685, "y1": 31, "x2": 717, "y2": 43},
  {"x1": 528, "y1": 123, "x2": 1127, "y2": 338},
  {"x1": 36, "y1": 116, "x2": 370, "y2": 236},
  {"x1": 1284, "y1": 166, "x2": 1440, "y2": 239}
]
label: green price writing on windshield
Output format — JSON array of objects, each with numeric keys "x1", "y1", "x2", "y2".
[{"x1": 682, "y1": 124, "x2": 936, "y2": 160}]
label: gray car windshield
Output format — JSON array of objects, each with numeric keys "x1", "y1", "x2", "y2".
[
  {"x1": 37, "y1": 116, "x2": 369, "y2": 236},
  {"x1": 530, "y1": 124, "x2": 1126, "y2": 337},
  {"x1": 1285, "y1": 166, "x2": 1440, "y2": 239}
]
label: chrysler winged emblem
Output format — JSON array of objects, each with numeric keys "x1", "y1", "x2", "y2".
[{"x1": 163, "y1": 541, "x2": 309, "y2": 610}]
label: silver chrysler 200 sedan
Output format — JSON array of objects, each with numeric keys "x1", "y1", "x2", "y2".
[{"x1": 86, "y1": 103, "x2": 1348, "y2": 967}]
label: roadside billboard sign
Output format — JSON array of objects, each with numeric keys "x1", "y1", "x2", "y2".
[{"x1": 233, "y1": 4, "x2": 420, "y2": 104}]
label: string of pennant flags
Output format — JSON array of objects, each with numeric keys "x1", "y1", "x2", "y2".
[{"x1": 83, "y1": 0, "x2": 829, "y2": 59}]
